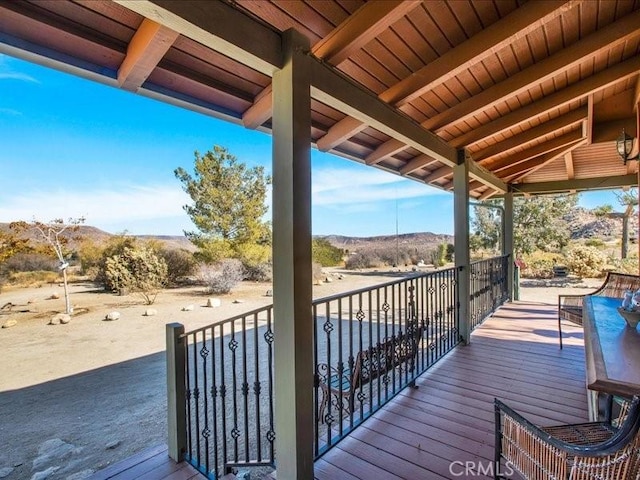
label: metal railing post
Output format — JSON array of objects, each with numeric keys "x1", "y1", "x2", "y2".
[{"x1": 167, "y1": 322, "x2": 187, "y2": 462}]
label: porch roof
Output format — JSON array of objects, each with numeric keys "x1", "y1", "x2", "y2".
[{"x1": 1, "y1": 0, "x2": 638, "y2": 198}]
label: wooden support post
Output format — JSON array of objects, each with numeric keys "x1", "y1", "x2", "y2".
[
  {"x1": 272, "y1": 29, "x2": 314, "y2": 479},
  {"x1": 454, "y1": 150, "x2": 471, "y2": 344},
  {"x1": 166, "y1": 322, "x2": 186, "y2": 462},
  {"x1": 504, "y1": 191, "x2": 515, "y2": 301}
]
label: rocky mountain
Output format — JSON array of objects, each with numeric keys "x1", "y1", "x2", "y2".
[
  {"x1": 564, "y1": 207, "x2": 639, "y2": 240},
  {"x1": 319, "y1": 232, "x2": 453, "y2": 251}
]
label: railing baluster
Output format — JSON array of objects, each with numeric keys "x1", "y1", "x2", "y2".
[{"x1": 179, "y1": 258, "x2": 509, "y2": 478}]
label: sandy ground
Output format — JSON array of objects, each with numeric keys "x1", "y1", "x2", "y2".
[{"x1": 0, "y1": 270, "x2": 603, "y2": 480}]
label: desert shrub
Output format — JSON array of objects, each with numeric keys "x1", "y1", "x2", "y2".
[
  {"x1": 345, "y1": 251, "x2": 384, "y2": 270},
  {"x1": 104, "y1": 245, "x2": 168, "y2": 304},
  {"x1": 565, "y1": 245, "x2": 606, "y2": 278},
  {"x1": 521, "y1": 251, "x2": 563, "y2": 279},
  {"x1": 312, "y1": 238, "x2": 343, "y2": 267},
  {"x1": 243, "y1": 262, "x2": 272, "y2": 282},
  {"x1": 77, "y1": 238, "x2": 105, "y2": 277},
  {"x1": 95, "y1": 234, "x2": 138, "y2": 287},
  {"x1": 198, "y1": 259, "x2": 244, "y2": 294},
  {"x1": 584, "y1": 238, "x2": 605, "y2": 248},
  {"x1": 3, "y1": 252, "x2": 57, "y2": 272},
  {"x1": 610, "y1": 256, "x2": 640, "y2": 275},
  {"x1": 7, "y1": 270, "x2": 59, "y2": 287},
  {"x1": 312, "y1": 262, "x2": 324, "y2": 284},
  {"x1": 157, "y1": 247, "x2": 197, "y2": 285},
  {"x1": 235, "y1": 243, "x2": 271, "y2": 281}
]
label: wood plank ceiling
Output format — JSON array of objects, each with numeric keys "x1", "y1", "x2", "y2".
[{"x1": 1, "y1": 0, "x2": 639, "y2": 198}]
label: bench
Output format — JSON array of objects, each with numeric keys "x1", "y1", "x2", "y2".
[
  {"x1": 558, "y1": 271, "x2": 640, "y2": 349},
  {"x1": 317, "y1": 324, "x2": 423, "y2": 423}
]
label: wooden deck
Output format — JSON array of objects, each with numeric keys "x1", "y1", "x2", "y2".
[
  {"x1": 89, "y1": 444, "x2": 201, "y2": 480},
  {"x1": 94, "y1": 301, "x2": 586, "y2": 480},
  {"x1": 315, "y1": 300, "x2": 588, "y2": 480}
]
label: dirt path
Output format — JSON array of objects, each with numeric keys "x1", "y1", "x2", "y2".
[{"x1": 0, "y1": 271, "x2": 603, "y2": 479}]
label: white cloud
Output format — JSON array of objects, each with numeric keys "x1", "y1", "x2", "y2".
[
  {"x1": 0, "y1": 72, "x2": 39, "y2": 83},
  {"x1": 312, "y1": 165, "x2": 442, "y2": 208},
  {"x1": 0, "y1": 184, "x2": 191, "y2": 228},
  {"x1": 0, "y1": 108, "x2": 21, "y2": 116}
]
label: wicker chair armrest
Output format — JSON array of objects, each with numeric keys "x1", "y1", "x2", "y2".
[{"x1": 495, "y1": 397, "x2": 640, "y2": 458}]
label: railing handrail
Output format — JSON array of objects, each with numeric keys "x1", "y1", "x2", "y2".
[
  {"x1": 470, "y1": 253, "x2": 510, "y2": 267},
  {"x1": 183, "y1": 266, "x2": 461, "y2": 337}
]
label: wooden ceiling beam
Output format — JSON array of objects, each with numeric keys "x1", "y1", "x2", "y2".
[
  {"x1": 565, "y1": 151, "x2": 575, "y2": 180},
  {"x1": 510, "y1": 139, "x2": 587, "y2": 182},
  {"x1": 489, "y1": 130, "x2": 584, "y2": 172},
  {"x1": 314, "y1": 0, "x2": 573, "y2": 151},
  {"x1": 468, "y1": 160, "x2": 508, "y2": 193},
  {"x1": 243, "y1": 1, "x2": 419, "y2": 131},
  {"x1": 309, "y1": 58, "x2": 457, "y2": 166},
  {"x1": 381, "y1": 0, "x2": 575, "y2": 107},
  {"x1": 117, "y1": 18, "x2": 178, "y2": 92},
  {"x1": 242, "y1": 84, "x2": 272, "y2": 129},
  {"x1": 423, "y1": 165, "x2": 453, "y2": 183},
  {"x1": 428, "y1": 10, "x2": 640, "y2": 133},
  {"x1": 316, "y1": 116, "x2": 368, "y2": 151},
  {"x1": 586, "y1": 95, "x2": 594, "y2": 145},
  {"x1": 451, "y1": 55, "x2": 640, "y2": 148},
  {"x1": 365, "y1": 139, "x2": 406, "y2": 165},
  {"x1": 513, "y1": 175, "x2": 638, "y2": 194},
  {"x1": 478, "y1": 189, "x2": 497, "y2": 201},
  {"x1": 117, "y1": 0, "x2": 282, "y2": 75},
  {"x1": 312, "y1": 0, "x2": 420, "y2": 66},
  {"x1": 400, "y1": 154, "x2": 437, "y2": 175},
  {"x1": 474, "y1": 107, "x2": 587, "y2": 162}
]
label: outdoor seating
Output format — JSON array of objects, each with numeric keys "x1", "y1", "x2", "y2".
[
  {"x1": 558, "y1": 272, "x2": 640, "y2": 348},
  {"x1": 494, "y1": 395, "x2": 640, "y2": 480},
  {"x1": 317, "y1": 325, "x2": 423, "y2": 423}
]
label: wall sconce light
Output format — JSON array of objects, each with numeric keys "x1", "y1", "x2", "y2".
[{"x1": 616, "y1": 129, "x2": 639, "y2": 164}]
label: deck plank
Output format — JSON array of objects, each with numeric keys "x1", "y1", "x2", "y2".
[{"x1": 315, "y1": 301, "x2": 588, "y2": 479}]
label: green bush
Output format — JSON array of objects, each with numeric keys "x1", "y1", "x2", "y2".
[
  {"x1": 610, "y1": 256, "x2": 640, "y2": 275},
  {"x1": 157, "y1": 247, "x2": 197, "y2": 285},
  {"x1": 105, "y1": 245, "x2": 168, "y2": 304},
  {"x1": 521, "y1": 251, "x2": 563, "y2": 279},
  {"x1": 312, "y1": 238, "x2": 343, "y2": 267},
  {"x1": 565, "y1": 245, "x2": 606, "y2": 278},
  {"x1": 584, "y1": 238, "x2": 605, "y2": 248}
]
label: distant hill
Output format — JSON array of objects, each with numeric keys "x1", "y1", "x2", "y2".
[
  {"x1": 319, "y1": 232, "x2": 453, "y2": 251},
  {"x1": 0, "y1": 223, "x2": 196, "y2": 252}
]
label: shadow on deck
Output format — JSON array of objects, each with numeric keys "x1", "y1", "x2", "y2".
[{"x1": 93, "y1": 301, "x2": 585, "y2": 480}]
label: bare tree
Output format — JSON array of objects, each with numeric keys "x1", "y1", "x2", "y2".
[{"x1": 12, "y1": 217, "x2": 84, "y2": 314}]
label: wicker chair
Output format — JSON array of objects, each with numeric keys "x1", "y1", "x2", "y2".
[
  {"x1": 558, "y1": 272, "x2": 640, "y2": 349},
  {"x1": 494, "y1": 396, "x2": 640, "y2": 480}
]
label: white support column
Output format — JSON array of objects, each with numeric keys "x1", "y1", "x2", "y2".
[
  {"x1": 504, "y1": 191, "x2": 515, "y2": 301},
  {"x1": 454, "y1": 150, "x2": 471, "y2": 344},
  {"x1": 271, "y1": 29, "x2": 314, "y2": 479},
  {"x1": 166, "y1": 322, "x2": 186, "y2": 462}
]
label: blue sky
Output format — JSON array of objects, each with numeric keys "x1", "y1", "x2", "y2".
[{"x1": 0, "y1": 54, "x2": 625, "y2": 237}]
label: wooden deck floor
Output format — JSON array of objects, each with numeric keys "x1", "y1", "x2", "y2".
[
  {"x1": 93, "y1": 301, "x2": 586, "y2": 480},
  {"x1": 89, "y1": 444, "x2": 201, "y2": 480},
  {"x1": 315, "y1": 300, "x2": 588, "y2": 480}
]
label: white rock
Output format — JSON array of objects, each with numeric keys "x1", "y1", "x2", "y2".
[
  {"x1": 50, "y1": 313, "x2": 71, "y2": 325},
  {"x1": 31, "y1": 467, "x2": 60, "y2": 480},
  {"x1": 65, "y1": 470, "x2": 95, "y2": 480},
  {"x1": 48, "y1": 293, "x2": 60, "y2": 300},
  {"x1": 0, "y1": 467, "x2": 13, "y2": 478},
  {"x1": 1, "y1": 319, "x2": 17, "y2": 329},
  {"x1": 182, "y1": 305, "x2": 195, "y2": 311},
  {"x1": 233, "y1": 299, "x2": 245, "y2": 304},
  {"x1": 265, "y1": 289, "x2": 273, "y2": 297},
  {"x1": 104, "y1": 311, "x2": 120, "y2": 321},
  {"x1": 143, "y1": 309, "x2": 157, "y2": 316},
  {"x1": 105, "y1": 440, "x2": 121, "y2": 450},
  {"x1": 206, "y1": 298, "x2": 221, "y2": 308},
  {"x1": 324, "y1": 276, "x2": 333, "y2": 283}
]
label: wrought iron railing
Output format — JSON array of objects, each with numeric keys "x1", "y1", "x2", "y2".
[
  {"x1": 313, "y1": 267, "x2": 461, "y2": 457},
  {"x1": 174, "y1": 266, "x2": 468, "y2": 478},
  {"x1": 469, "y1": 254, "x2": 510, "y2": 331}
]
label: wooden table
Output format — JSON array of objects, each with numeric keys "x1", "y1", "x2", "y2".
[{"x1": 583, "y1": 295, "x2": 640, "y2": 420}]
